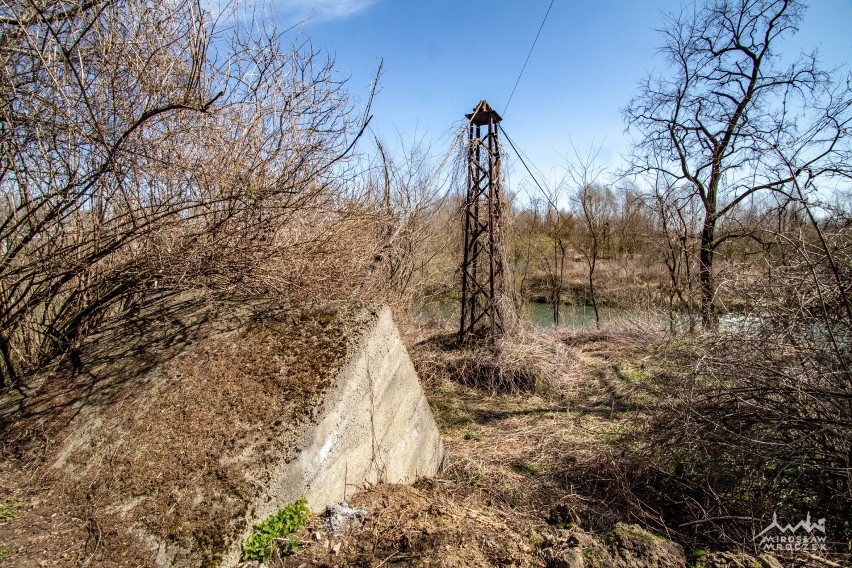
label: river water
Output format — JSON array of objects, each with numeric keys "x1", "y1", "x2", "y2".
[
  {"x1": 417, "y1": 299, "x2": 665, "y2": 330},
  {"x1": 523, "y1": 302, "x2": 642, "y2": 329},
  {"x1": 416, "y1": 299, "x2": 759, "y2": 332}
]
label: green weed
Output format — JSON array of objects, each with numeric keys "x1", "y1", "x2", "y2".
[
  {"x1": 512, "y1": 460, "x2": 549, "y2": 477},
  {"x1": 0, "y1": 502, "x2": 23, "y2": 524},
  {"x1": 464, "y1": 431, "x2": 483, "y2": 441},
  {"x1": 242, "y1": 497, "x2": 310, "y2": 561},
  {"x1": 602, "y1": 426, "x2": 625, "y2": 445},
  {"x1": 429, "y1": 400, "x2": 471, "y2": 429},
  {"x1": 616, "y1": 367, "x2": 652, "y2": 383}
]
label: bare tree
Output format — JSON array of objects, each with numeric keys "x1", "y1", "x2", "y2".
[
  {"x1": 624, "y1": 0, "x2": 852, "y2": 328},
  {"x1": 540, "y1": 203, "x2": 573, "y2": 327},
  {"x1": 613, "y1": 183, "x2": 648, "y2": 258},
  {"x1": 509, "y1": 197, "x2": 543, "y2": 313},
  {"x1": 563, "y1": 143, "x2": 612, "y2": 327},
  {"x1": 573, "y1": 183, "x2": 615, "y2": 327},
  {"x1": 650, "y1": 178, "x2": 702, "y2": 332},
  {"x1": 352, "y1": 130, "x2": 454, "y2": 304},
  {"x1": 614, "y1": 0, "x2": 852, "y2": 535}
]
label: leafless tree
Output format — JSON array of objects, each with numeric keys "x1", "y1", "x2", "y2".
[
  {"x1": 612, "y1": 183, "x2": 648, "y2": 258},
  {"x1": 563, "y1": 143, "x2": 612, "y2": 327},
  {"x1": 352, "y1": 131, "x2": 454, "y2": 304},
  {"x1": 573, "y1": 184, "x2": 615, "y2": 327},
  {"x1": 624, "y1": 0, "x2": 852, "y2": 328},
  {"x1": 540, "y1": 204, "x2": 573, "y2": 327},
  {"x1": 649, "y1": 178, "x2": 702, "y2": 331}
]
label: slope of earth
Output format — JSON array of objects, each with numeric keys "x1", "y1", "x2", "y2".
[{"x1": 0, "y1": 293, "x2": 442, "y2": 567}]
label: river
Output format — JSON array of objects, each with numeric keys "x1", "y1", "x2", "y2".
[
  {"x1": 417, "y1": 299, "x2": 664, "y2": 330},
  {"x1": 417, "y1": 299, "x2": 757, "y2": 332}
]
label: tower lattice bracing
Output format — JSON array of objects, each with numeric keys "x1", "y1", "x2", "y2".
[{"x1": 460, "y1": 100, "x2": 506, "y2": 341}]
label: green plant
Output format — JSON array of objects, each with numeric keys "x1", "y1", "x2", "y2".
[
  {"x1": 0, "y1": 545, "x2": 12, "y2": 560},
  {"x1": 691, "y1": 547, "x2": 709, "y2": 561},
  {"x1": 581, "y1": 546, "x2": 600, "y2": 563},
  {"x1": 616, "y1": 367, "x2": 651, "y2": 383},
  {"x1": 0, "y1": 502, "x2": 23, "y2": 524},
  {"x1": 602, "y1": 425, "x2": 627, "y2": 446},
  {"x1": 242, "y1": 498, "x2": 310, "y2": 561},
  {"x1": 512, "y1": 460, "x2": 548, "y2": 477},
  {"x1": 464, "y1": 431, "x2": 483, "y2": 442},
  {"x1": 690, "y1": 548, "x2": 715, "y2": 568}
]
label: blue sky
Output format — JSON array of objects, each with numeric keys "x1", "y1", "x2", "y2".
[{"x1": 270, "y1": 0, "x2": 852, "y2": 200}]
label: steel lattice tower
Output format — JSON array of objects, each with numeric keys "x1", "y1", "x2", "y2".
[{"x1": 460, "y1": 100, "x2": 506, "y2": 341}]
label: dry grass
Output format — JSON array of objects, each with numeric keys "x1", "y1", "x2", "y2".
[
  {"x1": 276, "y1": 480, "x2": 536, "y2": 567},
  {"x1": 425, "y1": 324, "x2": 668, "y2": 523},
  {"x1": 407, "y1": 323, "x2": 581, "y2": 396},
  {"x1": 518, "y1": 255, "x2": 665, "y2": 309}
]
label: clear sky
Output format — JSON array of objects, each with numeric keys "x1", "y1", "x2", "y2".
[{"x1": 267, "y1": 0, "x2": 852, "y2": 200}]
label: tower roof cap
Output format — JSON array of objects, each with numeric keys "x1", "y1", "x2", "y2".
[{"x1": 466, "y1": 100, "x2": 502, "y2": 125}]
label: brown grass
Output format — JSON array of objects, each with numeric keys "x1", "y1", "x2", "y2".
[
  {"x1": 407, "y1": 323, "x2": 581, "y2": 396},
  {"x1": 275, "y1": 479, "x2": 535, "y2": 567}
]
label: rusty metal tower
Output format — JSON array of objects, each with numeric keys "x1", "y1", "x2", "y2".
[{"x1": 460, "y1": 100, "x2": 506, "y2": 341}]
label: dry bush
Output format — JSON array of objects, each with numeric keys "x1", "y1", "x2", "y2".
[
  {"x1": 350, "y1": 132, "x2": 464, "y2": 309},
  {"x1": 411, "y1": 324, "x2": 579, "y2": 395},
  {"x1": 558, "y1": 210, "x2": 851, "y2": 560},
  {"x1": 598, "y1": 335, "x2": 851, "y2": 560},
  {"x1": 0, "y1": 0, "x2": 378, "y2": 386}
]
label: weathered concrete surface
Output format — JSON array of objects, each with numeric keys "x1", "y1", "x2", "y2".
[
  {"x1": 220, "y1": 304, "x2": 444, "y2": 565},
  {"x1": 284, "y1": 305, "x2": 443, "y2": 501}
]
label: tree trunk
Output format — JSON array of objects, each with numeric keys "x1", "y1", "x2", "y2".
[
  {"x1": 589, "y1": 256, "x2": 600, "y2": 328},
  {"x1": 699, "y1": 215, "x2": 718, "y2": 330},
  {"x1": 0, "y1": 334, "x2": 18, "y2": 388},
  {"x1": 552, "y1": 276, "x2": 561, "y2": 328}
]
